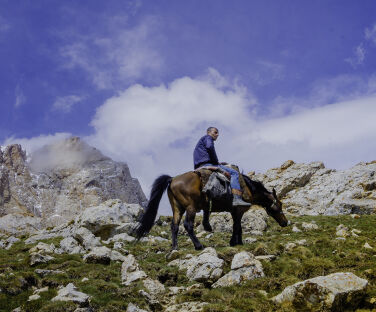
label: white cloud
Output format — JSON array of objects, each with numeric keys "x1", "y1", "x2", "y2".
[
  {"x1": 3, "y1": 133, "x2": 72, "y2": 156},
  {"x1": 52, "y1": 95, "x2": 83, "y2": 113},
  {"x1": 4, "y1": 71, "x2": 376, "y2": 215},
  {"x1": 365, "y1": 23, "x2": 376, "y2": 44},
  {"x1": 14, "y1": 85, "x2": 26, "y2": 108},
  {"x1": 345, "y1": 43, "x2": 366, "y2": 68},
  {"x1": 60, "y1": 16, "x2": 163, "y2": 89}
]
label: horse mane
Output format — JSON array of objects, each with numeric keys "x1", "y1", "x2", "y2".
[{"x1": 242, "y1": 174, "x2": 270, "y2": 194}]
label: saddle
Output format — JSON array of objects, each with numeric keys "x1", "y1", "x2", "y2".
[{"x1": 194, "y1": 165, "x2": 253, "y2": 211}]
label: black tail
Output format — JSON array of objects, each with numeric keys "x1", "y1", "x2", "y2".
[{"x1": 134, "y1": 175, "x2": 172, "y2": 239}]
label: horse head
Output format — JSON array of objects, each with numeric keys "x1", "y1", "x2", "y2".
[
  {"x1": 242, "y1": 175, "x2": 289, "y2": 227},
  {"x1": 263, "y1": 188, "x2": 289, "y2": 227}
]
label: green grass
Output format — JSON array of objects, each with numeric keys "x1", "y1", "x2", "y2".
[{"x1": 0, "y1": 215, "x2": 376, "y2": 311}]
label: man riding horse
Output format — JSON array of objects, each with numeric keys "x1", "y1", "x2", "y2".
[
  {"x1": 135, "y1": 128, "x2": 289, "y2": 250},
  {"x1": 193, "y1": 126, "x2": 249, "y2": 207}
]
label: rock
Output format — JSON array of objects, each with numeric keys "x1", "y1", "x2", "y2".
[
  {"x1": 34, "y1": 269, "x2": 64, "y2": 277},
  {"x1": 83, "y1": 246, "x2": 112, "y2": 264},
  {"x1": 273, "y1": 272, "x2": 368, "y2": 310},
  {"x1": 121, "y1": 254, "x2": 147, "y2": 286},
  {"x1": 34, "y1": 286, "x2": 49, "y2": 294},
  {"x1": 168, "y1": 247, "x2": 224, "y2": 282},
  {"x1": 126, "y1": 303, "x2": 148, "y2": 312},
  {"x1": 29, "y1": 253, "x2": 55, "y2": 266},
  {"x1": 363, "y1": 242, "x2": 373, "y2": 249},
  {"x1": 28, "y1": 294, "x2": 40, "y2": 301},
  {"x1": 301, "y1": 222, "x2": 319, "y2": 231},
  {"x1": 253, "y1": 161, "x2": 324, "y2": 198},
  {"x1": 212, "y1": 251, "x2": 264, "y2": 288},
  {"x1": 104, "y1": 232, "x2": 135, "y2": 243},
  {"x1": 351, "y1": 229, "x2": 361, "y2": 237},
  {"x1": 51, "y1": 283, "x2": 90, "y2": 305},
  {"x1": 164, "y1": 301, "x2": 208, "y2": 312},
  {"x1": 165, "y1": 249, "x2": 180, "y2": 261},
  {"x1": 143, "y1": 278, "x2": 165, "y2": 297},
  {"x1": 60, "y1": 236, "x2": 84, "y2": 254},
  {"x1": 140, "y1": 235, "x2": 168, "y2": 243},
  {"x1": 0, "y1": 214, "x2": 43, "y2": 236},
  {"x1": 292, "y1": 225, "x2": 301, "y2": 233},
  {"x1": 29, "y1": 242, "x2": 55, "y2": 254},
  {"x1": 244, "y1": 237, "x2": 257, "y2": 244},
  {"x1": 285, "y1": 242, "x2": 297, "y2": 252},
  {"x1": 0, "y1": 138, "x2": 146, "y2": 234},
  {"x1": 78, "y1": 199, "x2": 143, "y2": 239},
  {"x1": 73, "y1": 227, "x2": 102, "y2": 250},
  {"x1": 255, "y1": 160, "x2": 376, "y2": 215},
  {"x1": 11, "y1": 308, "x2": 22, "y2": 312},
  {"x1": 82, "y1": 277, "x2": 89, "y2": 282},
  {"x1": 255, "y1": 255, "x2": 276, "y2": 262},
  {"x1": 110, "y1": 250, "x2": 127, "y2": 262},
  {"x1": 336, "y1": 224, "x2": 349, "y2": 237}
]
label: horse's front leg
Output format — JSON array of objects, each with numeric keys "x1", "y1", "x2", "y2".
[
  {"x1": 202, "y1": 208, "x2": 213, "y2": 232},
  {"x1": 184, "y1": 207, "x2": 203, "y2": 250},
  {"x1": 230, "y1": 210, "x2": 244, "y2": 246}
]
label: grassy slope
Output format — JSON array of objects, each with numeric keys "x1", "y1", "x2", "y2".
[{"x1": 0, "y1": 215, "x2": 376, "y2": 312}]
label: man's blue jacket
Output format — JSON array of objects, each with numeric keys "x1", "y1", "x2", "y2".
[{"x1": 193, "y1": 135, "x2": 219, "y2": 169}]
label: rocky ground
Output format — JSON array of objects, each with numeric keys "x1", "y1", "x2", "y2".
[{"x1": 1, "y1": 210, "x2": 376, "y2": 312}]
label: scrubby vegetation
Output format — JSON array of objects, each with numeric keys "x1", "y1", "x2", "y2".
[{"x1": 1, "y1": 215, "x2": 376, "y2": 311}]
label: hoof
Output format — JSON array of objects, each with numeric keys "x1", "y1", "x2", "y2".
[
  {"x1": 203, "y1": 225, "x2": 213, "y2": 232},
  {"x1": 195, "y1": 244, "x2": 204, "y2": 250}
]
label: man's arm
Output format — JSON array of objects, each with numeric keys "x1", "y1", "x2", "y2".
[{"x1": 204, "y1": 136, "x2": 219, "y2": 165}]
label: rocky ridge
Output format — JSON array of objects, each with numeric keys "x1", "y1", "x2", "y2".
[{"x1": 251, "y1": 159, "x2": 376, "y2": 215}]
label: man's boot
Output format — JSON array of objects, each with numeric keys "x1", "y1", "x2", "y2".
[{"x1": 232, "y1": 189, "x2": 250, "y2": 206}]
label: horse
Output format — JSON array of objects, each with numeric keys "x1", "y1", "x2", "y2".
[{"x1": 135, "y1": 170, "x2": 289, "y2": 250}]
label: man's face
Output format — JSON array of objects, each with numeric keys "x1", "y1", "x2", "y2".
[{"x1": 208, "y1": 128, "x2": 219, "y2": 141}]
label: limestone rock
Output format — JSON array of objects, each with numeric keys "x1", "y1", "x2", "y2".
[
  {"x1": 143, "y1": 278, "x2": 165, "y2": 297},
  {"x1": 0, "y1": 138, "x2": 146, "y2": 234},
  {"x1": 164, "y1": 301, "x2": 208, "y2": 312},
  {"x1": 212, "y1": 251, "x2": 264, "y2": 288},
  {"x1": 60, "y1": 237, "x2": 84, "y2": 254},
  {"x1": 51, "y1": 283, "x2": 90, "y2": 305},
  {"x1": 77, "y1": 199, "x2": 142, "y2": 239},
  {"x1": 126, "y1": 303, "x2": 148, "y2": 312},
  {"x1": 336, "y1": 224, "x2": 349, "y2": 237},
  {"x1": 29, "y1": 253, "x2": 54, "y2": 266},
  {"x1": 121, "y1": 254, "x2": 147, "y2": 286},
  {"x1": 168, "y1": 247, "x2": 224, "y2": 282},
  {"x1": 254, "y1": 160, "x2": 376, "y2": 215},
  {"x1": 83, "y1": 246, "x2": 112, "y2": 264},
  {"x1": 29, "y1": 242, "x2": 55, "y2": 254},
  {"x1": 301, "y1": 222, "x2": 319, "y2": 231},
  {"x1": 273, "y1": 272, "x2": 368, "y2": 311},
  {"x1": 34, "y1": 269, "x2": 64, "y2": 277}
]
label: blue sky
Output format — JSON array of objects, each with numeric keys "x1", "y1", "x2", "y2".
[{"x1": 2, "y1": 1, "x2": 376, "y2": 204}]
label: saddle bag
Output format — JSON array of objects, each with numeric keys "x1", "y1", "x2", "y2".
[{"x1": 202, "y1": 172, "x2": 233, "y2": 208}]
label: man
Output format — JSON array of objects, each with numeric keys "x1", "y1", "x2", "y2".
[{"x1": 193, "y1": 127, "x2": 249, "y2": 206}]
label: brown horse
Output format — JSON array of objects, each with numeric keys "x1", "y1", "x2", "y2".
[{"x1": 135, "y1": 171, "x2": 289, "y2": 250}]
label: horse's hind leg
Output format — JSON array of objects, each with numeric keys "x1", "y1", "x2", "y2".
[
  {"x1": 168, "y1": 191, "x2": 183, "y2": 250},
  {"x1": 202, "y1": 208, "x2": 213, "y2": 232},
  {"x1": 184, "y1": 207, "x2": 203, "y2": 250}
]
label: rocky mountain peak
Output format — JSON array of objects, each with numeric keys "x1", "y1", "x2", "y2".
[
  {"x1": 1, "y1": 144, "x2": 27, "y2": 174},
  {"x1": 0, "y1": 137, "x2": 147, "y2": 233}
]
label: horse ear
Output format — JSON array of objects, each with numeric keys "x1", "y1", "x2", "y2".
[{"x1": 273, "y1": 188, "x2": 277, "y2": 197}]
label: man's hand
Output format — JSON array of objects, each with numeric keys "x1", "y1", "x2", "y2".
[{"x1": 220, "y1": 162, "x2": 228, "y2": 165}]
